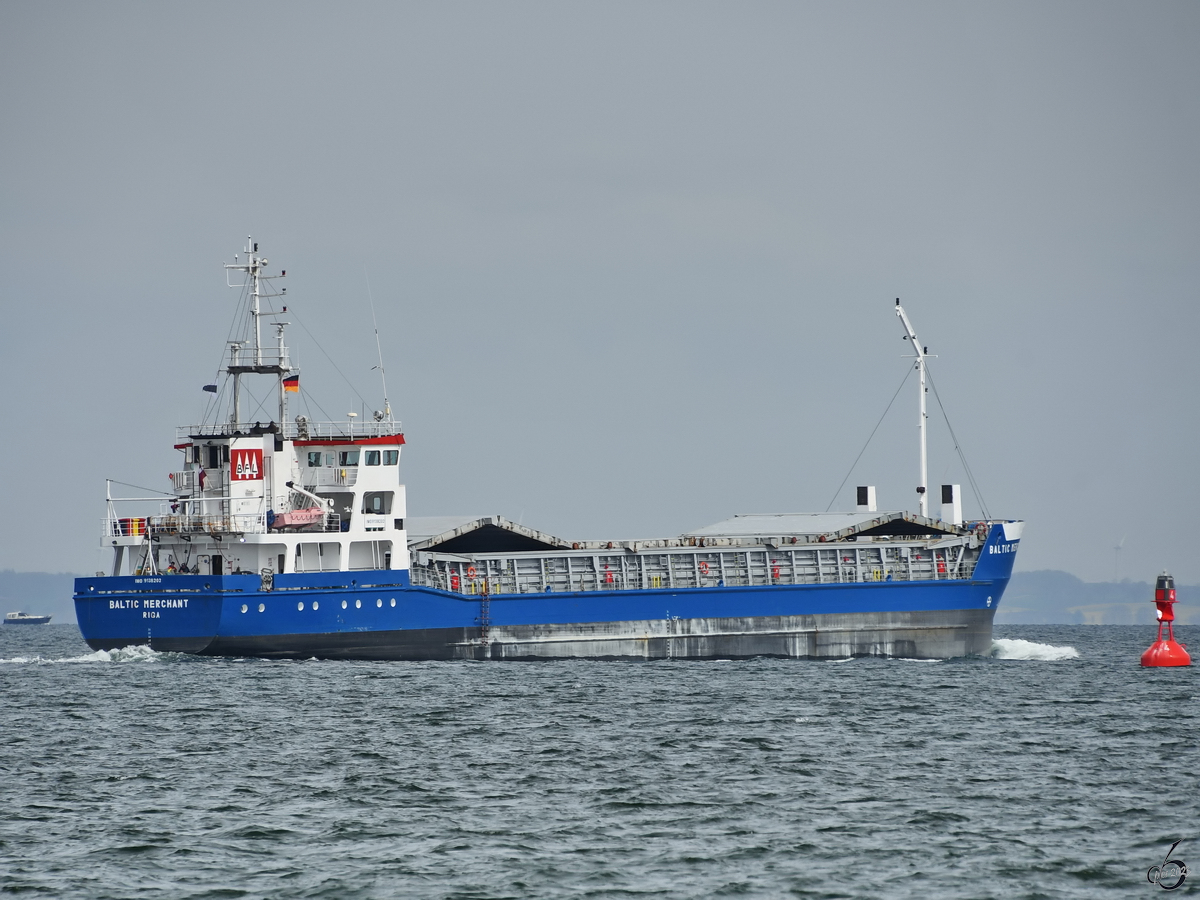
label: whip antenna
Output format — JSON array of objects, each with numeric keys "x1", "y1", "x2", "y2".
[{"x1": 365, "y1": 270, "x2": 392, "y2": 423}]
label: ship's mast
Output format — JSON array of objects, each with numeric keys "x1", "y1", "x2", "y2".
[
  {"x1": 895, "y1": 299, "x2": 929, "y2": 517},
  {"x1": 228, "y1": 340, "x2": 244, "y2": 426},
  {"x1": 275, "y1": 320, "x2": 291, "y2": 426},
  {"x1": 223, "y1": 237, "x2": 291, "y2": 430}
]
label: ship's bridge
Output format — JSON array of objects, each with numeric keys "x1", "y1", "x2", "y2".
[{"x1": 105, "y1": 421, "x2": 405, "y2": 541}]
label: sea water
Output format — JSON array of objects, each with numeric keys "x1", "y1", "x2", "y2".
[{"x1": 0, "y1": 624, "x2": 1195, "y2": 899}]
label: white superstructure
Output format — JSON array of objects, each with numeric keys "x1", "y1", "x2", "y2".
[{"x1": 102, "y1": 239, "x2": 409, "y2": 580}]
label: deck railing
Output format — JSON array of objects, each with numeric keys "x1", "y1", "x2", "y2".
[
  {"x1": 301, "y1": 469, "x2": 358, "y2": 488},
  {"x1": 165, "y1": 466, "x2": 356, "y2": 498},
  {"x1": 168, "y1": 470, "x2": 229, "y2": 493},
  {"x1": 408, "y1": 543, "x2": 976, "y2": 595},
  {"x1": 176, "y1": 420, "x2": 402, "y2": 442},
  {"x1": 102, "y1": 512, "x2": 342, "y2": 537}
]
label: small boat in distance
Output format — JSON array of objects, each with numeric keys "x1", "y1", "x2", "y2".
[{"x1": 5, "y1": 612, "x2": 52, "y2": 625}]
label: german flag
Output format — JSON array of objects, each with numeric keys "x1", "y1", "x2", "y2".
[{"x1": 283, "y1": 374, "x2": 300, "y2": 393}]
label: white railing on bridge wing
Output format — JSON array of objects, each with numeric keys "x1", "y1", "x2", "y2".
[
  {"x1": 169, "y1": 471, "x2": 195, "y2": 493},
  {"x1": 102, "y1": 511, "x2": 343, "y2": 538},
  {"x1": 169, "y1": 470, "x2": 228, "y2": 493},
  {"x1": 301, "y1": 469, "x2": 358, "y2": 488},
  {"x1": 102, "y1": 513, "x2": 266, "y2": 537},
  {"x1": 176, "y1": 420, "x2": 402, "y2": 442}
]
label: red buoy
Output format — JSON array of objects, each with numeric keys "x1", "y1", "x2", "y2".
[{"x1": 1140, "y1": 572, "x2": 1191, "y2": 667}]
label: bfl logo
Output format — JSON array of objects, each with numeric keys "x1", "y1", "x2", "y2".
[
  {"x1": 1147, "y1": 839, "x2": 1187, "y2": 891},
  {"x1": 231, "y1": 449, "x2": 263, "y2": 481}
]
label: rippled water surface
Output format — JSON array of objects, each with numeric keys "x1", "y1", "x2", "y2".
[{"x1": 1, "y1": 624, "x2": 1196, "y2": 899}]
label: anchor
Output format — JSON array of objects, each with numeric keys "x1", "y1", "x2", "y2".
[{"x1": 1140, "y1": 572, "x2": 1191, "y2": 667}]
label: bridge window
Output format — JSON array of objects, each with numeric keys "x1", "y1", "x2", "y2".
[
  {"x1": 307, "y1": 451, "x2": 323, "y2": 467},
  {"x1": 365, "y1": 450, "x2": 381, "y2": 466},
  {"x1": 362, "y1": 491, "x2": 393, "y2": 515},
  {"x1": 339, "y1": 449, "x2": 360, "y2": 466},
  {"x1": 384, "y1": 450, "x2": 398, "y2": 466}
]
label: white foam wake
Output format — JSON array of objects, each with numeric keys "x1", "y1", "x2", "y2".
[
  {"x1": 0, "y1": 645, "x2": 165, "y2": 664},
  {"x1": 989, "y1": 638, "x2": 1079, "y2": 661}
]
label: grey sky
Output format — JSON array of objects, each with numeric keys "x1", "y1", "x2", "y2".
[{"x1": 2, "y1": 2, "x2": 1197, "y2": 582}]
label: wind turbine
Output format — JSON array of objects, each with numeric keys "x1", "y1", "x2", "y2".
[{"x1": 1114, "y1": 534, "x2": 1126, "y2": 582}]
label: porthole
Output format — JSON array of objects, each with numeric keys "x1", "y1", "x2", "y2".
[
  {"x1": 355, "y1": 599, "x2": 362, "y2": 609},
  {"x1": 376, "y1": 598, "x2": 382, "y2": 608},
  {"x1": 390, "y1": 598, "x2": 396, "y2": 607},
  {"x1": 312, "y1": 601, "x2": 319, "y2": 610},
  {"x1": 258, "y1": 603, "x2": 265, "y2": 613},
  {"x1": 240, "y1": 604, "x2": 248, "y2": 614},
  {"x1": 297, "y1": 601, "x2": 304, "y2": 611},
  {"x1": 341, "y1": 600, "x2": 348, "y2": 609}
]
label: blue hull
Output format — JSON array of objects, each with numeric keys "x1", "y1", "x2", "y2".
[
  {"x1": 73, "y1": 579, "x2": 1014, "y2": 661},
  {"x1": 75, "y1": 524, "x2": 1020, "y2": 660}
]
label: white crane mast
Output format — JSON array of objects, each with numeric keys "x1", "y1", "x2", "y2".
[{"x1": 895, "y1": 299, "x2": 929, "y2": 517}]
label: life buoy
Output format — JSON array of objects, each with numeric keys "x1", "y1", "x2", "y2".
[
  {"x1": 976, "y1": 522, "x2": 989, "y2": 539},
  {"x1": 466, "y1": 565, "x2": 477, "y2": 579},
  {"x1": 698, "y1": 561, "x2": 710, "y2": 575}
]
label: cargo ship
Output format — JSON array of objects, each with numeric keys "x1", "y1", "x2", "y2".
[{"x1": 74, "y1": 239, "x2": 1022, "y2": 660}]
